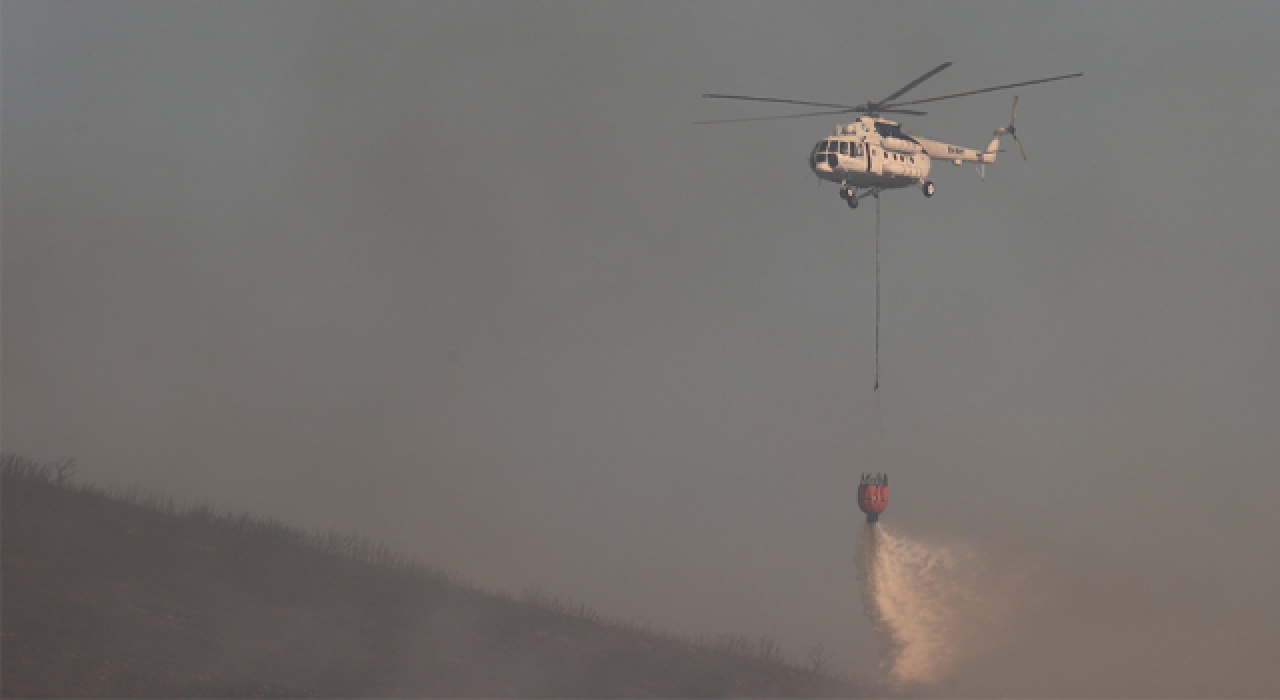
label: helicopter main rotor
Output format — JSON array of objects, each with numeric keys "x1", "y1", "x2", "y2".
[{"x1": 697, "y1": 62, "x2": 1081, "y2": 124}]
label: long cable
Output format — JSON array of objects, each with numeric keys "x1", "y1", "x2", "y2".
[
  {"x1": 874, "y1": 192, "x2": 883, "y2": 471},
  {"x1": 874, "y1": 191, "x2": 880, "y2": 392}
]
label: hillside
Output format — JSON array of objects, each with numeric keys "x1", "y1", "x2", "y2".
[{"x1": 2, "y1": 460, "x2": 871, "y2": 697}]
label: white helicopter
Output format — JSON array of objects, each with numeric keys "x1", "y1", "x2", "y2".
[{"x1": 699, "y1": 63, "x2": 1081, "y2": 209}]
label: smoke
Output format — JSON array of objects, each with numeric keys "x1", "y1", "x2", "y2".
[{"x1": 854, "y1": 523, "x2": 1044, "y2": 690}]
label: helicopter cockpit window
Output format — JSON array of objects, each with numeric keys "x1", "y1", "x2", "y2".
[{"x1": 839, "y1": 142, "x2": 849, "y2": 156}]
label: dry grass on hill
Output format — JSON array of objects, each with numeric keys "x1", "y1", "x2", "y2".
[{"x1": 2, "y1": 455, "x2": 874, "y2": 697}]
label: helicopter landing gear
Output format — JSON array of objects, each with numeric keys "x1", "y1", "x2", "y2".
[
  {"x1": 922, "y1": 181, "x2": 936, "y2": 198},
  {"x1": 839, "y1": 185, "x2": 859, "y2": 208}
]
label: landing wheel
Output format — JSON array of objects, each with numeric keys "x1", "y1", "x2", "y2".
[
  {"x1": 922, "y1": 181, "x2": 936, "y2": 198},
  {"x1": 846, "y1": 193, "x2": 859, "y2": 209}
]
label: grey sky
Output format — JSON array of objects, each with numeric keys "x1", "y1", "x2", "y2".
[{"x1": 5, "y1": 2, "x2": 1279, "y2": 693}]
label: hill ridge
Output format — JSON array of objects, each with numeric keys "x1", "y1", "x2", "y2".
[{"x1": 2, "y1": 455, "x2": 872, "y2": 697}]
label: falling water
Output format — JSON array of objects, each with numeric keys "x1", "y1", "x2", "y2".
[{"x1": 856, "y1": 523, "x2": 1037, "y2": 688}]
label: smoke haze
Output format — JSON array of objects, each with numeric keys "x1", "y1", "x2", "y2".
[{"x1": 5, "y1": 1, "x2": 1280, "y2": 695}]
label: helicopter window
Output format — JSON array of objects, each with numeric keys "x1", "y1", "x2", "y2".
[
  {"x1": 822, "y1": 140, "x2": 834, "y2": 153},
  {"x1": 839, "y1": 142, "x2": 849, "y2": 155},
  {"x1": 876, "y1": 122, "x2": 905, "y2": 139}
]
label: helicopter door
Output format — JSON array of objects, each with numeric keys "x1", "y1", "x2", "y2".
[{"x1": 867, "y1": 146, "x2": 881, "y2": 176}]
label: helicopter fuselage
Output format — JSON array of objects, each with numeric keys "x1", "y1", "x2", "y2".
[
  {"x1": 701, "y1": 62, "x2": 1081, "y2": 207},
  {"x1": 810, "y1": 116, "x2": 998, "y2": 193}
]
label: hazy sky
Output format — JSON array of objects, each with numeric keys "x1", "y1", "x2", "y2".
[{"x1": 6, "y1": 2, "x2": 1279, "y2": 693}]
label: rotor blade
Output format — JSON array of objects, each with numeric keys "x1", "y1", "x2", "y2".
[
  {"x1": 702, "y1": 93, "x2": 860, "y2": 110},
  {"x1": 1014, "y1": 134, "x2": 1027, "y2": 160},
  {"x1": 878, "y1": 108, "x2": 929, "y2": 116},
  {"x1": 879, "y1": 62, "x2": 953, "y2": 103},
  {"x1": 693, "y1": 108, "x2": 863, "y2": 125},
  {"x1": 891, "y1": 72, "x2": 1082, "y2": 107}
]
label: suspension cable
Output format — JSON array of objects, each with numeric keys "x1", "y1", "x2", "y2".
[{"x1": 872, "y1": 191, "x2": 884, "y2": 475}]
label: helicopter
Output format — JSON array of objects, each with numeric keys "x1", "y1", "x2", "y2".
[{"x1": 698, "y1": 63, "x2": 1081, "y2": 209}]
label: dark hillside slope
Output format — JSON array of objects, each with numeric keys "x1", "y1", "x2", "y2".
[{"x1": 2, "y1": 469, "x2": 868, "y2": 697}]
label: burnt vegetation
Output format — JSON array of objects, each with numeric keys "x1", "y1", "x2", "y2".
[{"x1": 2, "y1": 454, "x2": 871, "y2": 697}]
